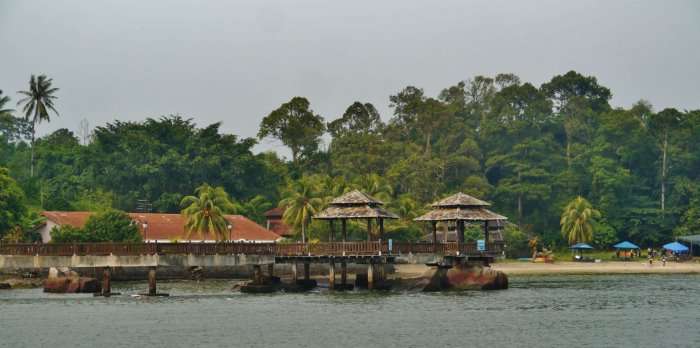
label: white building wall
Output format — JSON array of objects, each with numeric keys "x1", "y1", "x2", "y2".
[{"x1": 38, "y1": 220, "x2": 58, "y2": 243}]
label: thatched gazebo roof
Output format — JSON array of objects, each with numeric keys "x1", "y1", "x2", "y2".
[
  {"x1": 414, "y1": 192, "x2": 507, "y2": 222},
  {"x1": 314, "y1": 190, "x2": 399, "y2": 220},
  {"x1": 431, "y1": 192, "x2": 490, "y2": 208}
]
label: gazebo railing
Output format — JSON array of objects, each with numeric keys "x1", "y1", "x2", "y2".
[{"x1": 0, "y1": 241, "x2": 504, "y2": 257}]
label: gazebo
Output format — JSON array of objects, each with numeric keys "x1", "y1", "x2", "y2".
[
  {"x1": 414, "y1": 192, "x2": 507, "y2": 252},
  {"x1": 314, "y1": 190, "x2": 399, "y2": 242},
  {"x1": 312, "y1": 190, "x2": 399, "y2": 290}
]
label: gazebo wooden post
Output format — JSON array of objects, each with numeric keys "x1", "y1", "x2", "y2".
[
  {"x1": 431, "y1": 221, "x2": 438, "y2": 247},
  {"x1": 367, "y1": 219, "x2": 372, "y2": 241},
  {"x1": 378, "y1": 218, "x2": 384, "y2": 240},
  {"x1": 329, "y1": 220, "x2": 335, "y2": 242},
  {"x1": 484, "y1": 220, "x2": 489, "y2": 251},
  {"x1": 457, "y1": 220, "x2": 465, "y2": 254},
  {"x1": 342, "y1": 219, "x2": 347, "y2": 242}
]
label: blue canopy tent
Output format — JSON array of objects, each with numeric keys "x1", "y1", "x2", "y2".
[
  {"x1": 570, "y1": 243, "x2": 593, "y2": 250},
  {"x1": 663, "y1": 242, "x2": 689, "y2": 253},
  {"x1": 613, "y1": 241, "x2": 639, "y2": 260},
  {"x1": 613, "y1": 241, "x2": 639, "y2": 249},
  {"x1": 569, "y1": 243, "x2": 594, "y2": 261}
]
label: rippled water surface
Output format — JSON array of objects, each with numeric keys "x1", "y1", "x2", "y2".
[{"x1": 2, "y1": 274, "x2": 699, "y2": 348}]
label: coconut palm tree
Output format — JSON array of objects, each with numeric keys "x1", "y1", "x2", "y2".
[
  {"x1": 279, "y1": 177, "x2": 324, "y2": 243},
  {"x1": 236, "y1": 195, "x2": 272, "y2": 225},
  {"x1": 0, "y1": 90, "x2": 13, "y2": 117},
  {"x1": 560, "y1": 196, "x2": 601, "y2": 245},
  {"x1": 180, "y1": 184, "x2": 236, "y2": 241},
  {"x1": 352, "y1": 173, "x2": 393, "y2": 202},
  {"x1": 17, "y1": 75, "x2": 59, "y2": 177}
]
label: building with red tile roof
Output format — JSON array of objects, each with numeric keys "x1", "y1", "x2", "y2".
[
  {"x1": 38, "y1": 211, "x2": 281, "y2": 243},
  {"x1": 263, "y1": 207, "x2": 293, "y2": 237}
]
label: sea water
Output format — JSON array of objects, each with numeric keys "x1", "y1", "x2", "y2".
[{"x1": 1, "y1": 274, "x2": 699, "y2": 348}]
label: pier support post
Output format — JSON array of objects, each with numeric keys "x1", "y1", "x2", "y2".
[
  {"x1": 252, "y1": 265, "x2": 262, "y2": 284},
  {"x1": 101, "y1": 267, "x2": 111, "y2": 297},
  {"x1": 367, "y1": 262, "x2": 375, "y2": 290},
  {"x1": 329, "y1": 258, "x2": 336, "y2": 290},
  {"x1": 304, "y1": 262, "x2": 310, "y2": 281},
  {"x1": 341, "y1": 261, "x2": 347, "y2": 286},
  {"x1": 291, "y1": 263, "x2": 298, "y2": 282},
  {"x1": 148, "y1": 266, "x2": 157, "y2": 296}
]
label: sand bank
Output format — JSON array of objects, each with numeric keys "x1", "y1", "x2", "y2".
[{"x1": 395, "y1": 260, "x2": 700, "y2": 277}]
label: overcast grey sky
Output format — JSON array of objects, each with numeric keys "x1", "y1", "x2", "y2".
[{"x1": 1, "y1": 0, "x2": 699, "y2": 156}]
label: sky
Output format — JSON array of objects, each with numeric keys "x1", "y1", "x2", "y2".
[{"x1": 1, "y1": 0, "x2": 699, "y2": 157}]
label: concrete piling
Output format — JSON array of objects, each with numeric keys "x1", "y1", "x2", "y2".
[
  {"x1": 148, "y1": 266, "x2": 157, "y2": 296},
  {"x1": 329, "y1": 259, "x2": 336, "y2": 290},
  {"x1": 101, "y1": 267, "x2": 111, "y2": 296}
]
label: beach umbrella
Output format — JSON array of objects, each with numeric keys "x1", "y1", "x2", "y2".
[
  {"x1": 569, "y1": 243, "x2": 593, "y2": 250},
  {"x1": 662, "y1": 242, "x2": 689, "y2": 253},
  {"x1": 613, "y1": 241, "x2": 639, "y2": 249}
]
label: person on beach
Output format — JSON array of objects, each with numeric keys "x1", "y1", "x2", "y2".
[{"x1": 662, "y1": 255, "x2": 667, "y2": 266}]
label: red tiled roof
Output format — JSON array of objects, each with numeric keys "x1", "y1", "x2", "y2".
[
  {"x1": 41, "y1": 211, "x2": 92, "y2": 228},
  {"x1": 264, "y1": 207, "x2": 285, "y2": 217},
  {"x1": 41, "y1": 211, "x2": 280, "y2": 242},
  {"x1": 268, "y1": 220, "x2": 293, "y2": 237}
]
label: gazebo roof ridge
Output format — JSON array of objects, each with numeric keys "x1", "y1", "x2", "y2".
[
  {"x1": 431, "y1": 192, "x2": 491, "y2": 208},
  {"x1": 329, "y1": 189, "x2": 385, "y2": 206},
  {"x1": 414, "y1": 192, "x2": 506, "y2": 222},
  {"x1": 314, "y1": 189, "x2": 398, "y2": 220}
]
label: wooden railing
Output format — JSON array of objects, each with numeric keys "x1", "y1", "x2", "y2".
[{"x1": 0, "y1": 241, "x2": 504, "y2": 257}]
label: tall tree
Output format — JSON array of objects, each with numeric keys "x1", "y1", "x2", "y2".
[
  {"x1": 484, "y1": 83, "x2": 559, "y2": 228},
  {"x1": 390, "y1": 87, "x2": 452, "y2": 157},
  {"x1": 258, "y1": 97, "x2": 325, "y2": 163},
  {"x1": 327, "y1": 102, "x2": 383, "y2": 138},
  {"x1": 560, "y1": 196, "x2": 601, "y2": 244},
  {"x1": 279, "y1": 176, "x2": 324, "y2": 243},
  {"x1": 17, "y1": 75, "x2": 59, "y2": 177},
  {"x1": 649, "y1": 108, "x2": 683, "y2": 212},
  {"x1": 541, "y1": 71, "x2": 611, "y2": 166},
  {"x1": 180, "y1": 184, "x2": 236, "y2": 240}
]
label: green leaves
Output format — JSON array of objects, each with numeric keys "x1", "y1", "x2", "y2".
[
  {"x1": 258, "y1": 97, "x2": 325, "y2": 163},
  {"x1": 50, "y1": 210, "x2": 141, "y2": 243},
  {"x1": 278, "y1": 176, "x2": 325, "y2": 243},
  {"x1": 180, "y1": 184, "x2": 236, "y2": 241},
  {"x1": 0, "y1": 167, "x2": 26, "y2": 238},
  {"x1": 560, "y1": 196, "x2": 601, "y2": 245}
]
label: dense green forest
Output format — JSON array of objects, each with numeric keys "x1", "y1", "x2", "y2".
[{"x1": 1, "y1": 71, "x2": 699, "y2": 251}]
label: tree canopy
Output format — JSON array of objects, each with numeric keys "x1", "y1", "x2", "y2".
[{"x1": 2, "y1": 71, "x2": 700, "y2": 250}]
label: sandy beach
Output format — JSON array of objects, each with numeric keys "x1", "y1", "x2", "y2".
[{"x1": 395, "y1": 260, "x2": 700, "y2": 277}]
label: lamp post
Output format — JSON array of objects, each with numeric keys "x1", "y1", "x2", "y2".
[
  {"x1": 142, "y1": 222, "x2": 148, "y2": 242},
  {"x1": 228, "y1": 224, "x2": 233, "y2": 242}
]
